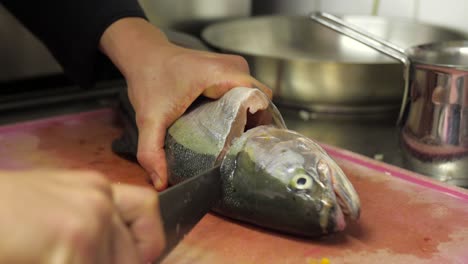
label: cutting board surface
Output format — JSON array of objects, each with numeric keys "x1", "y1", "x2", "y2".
[{"x1": 0, "y1": 109, "x2": 467, "y2": 264}]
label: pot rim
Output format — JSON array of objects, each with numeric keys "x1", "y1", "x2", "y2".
[{"x1": 407, "y1": 40, "x2": 468, "y2": 71}]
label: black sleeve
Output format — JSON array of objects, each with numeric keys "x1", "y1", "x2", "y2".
[{"x1": 1, "y1": 0, "x2": 146, "y2": 87}]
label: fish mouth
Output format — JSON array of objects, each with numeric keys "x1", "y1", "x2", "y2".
[
  {"x1": 330, "y1": 162, "x2": 360, "y2": 221},
  {"x1": 318, "y1": 159, "x2": 361, "y2": 232}
]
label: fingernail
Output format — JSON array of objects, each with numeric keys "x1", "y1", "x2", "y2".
[
  {"x1": 155, "y1": 178, "x2": 164, "y2": 189},
  {"x1": 151, "y1": 172, "x2": 163, "y2": 189}
]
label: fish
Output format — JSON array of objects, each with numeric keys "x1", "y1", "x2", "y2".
[{"x1": 113, "y1": 87, "x2": 360, "y2": 237}]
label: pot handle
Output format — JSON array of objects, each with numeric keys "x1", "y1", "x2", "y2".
[{"x1": 309, "y1": 12, "x2": 411, "y2": 124}]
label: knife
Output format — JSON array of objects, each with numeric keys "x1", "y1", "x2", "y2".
[{"x1": 154, "y1": 165, "x2": 222, "y2": 263}]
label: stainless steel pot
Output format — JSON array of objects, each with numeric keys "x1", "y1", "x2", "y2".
[
  {"x1": 202, "y1": 15, "x2": 466, "y2": 114},
  {"x1": 311, "y1": 12, "x2": 468, "y2": 186},
  {"x1": 138, "y1": 0, "x2": 251, "y2": 36}
]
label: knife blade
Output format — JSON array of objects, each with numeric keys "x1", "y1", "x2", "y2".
[{"x1": 154, "y1": 165, "x2": 222, "y2": 262}]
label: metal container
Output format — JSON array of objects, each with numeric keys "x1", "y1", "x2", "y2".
[
  {"x1": 202, "y1": 15, "x2": 466, "y2": 114},
  {"x1": 311, "y1": 12, "x2": 468, "y2": 187},
  {"x1": 401, "y1": 43, "x2": 468, "y2": 187},
  {"x1": 138, "y1": 0, "x2": 251, "y2": 36}
]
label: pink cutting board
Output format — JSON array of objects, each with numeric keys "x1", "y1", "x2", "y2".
[{"x1": 0, "y1": 109, "x2": 467, "y2": 264}]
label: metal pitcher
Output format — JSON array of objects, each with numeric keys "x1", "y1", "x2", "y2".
[{"x1": 310, "y1": 12, "x2": 468, "y2": 187}]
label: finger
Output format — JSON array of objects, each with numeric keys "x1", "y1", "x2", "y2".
[
  {"x1": 112, "y1": 184, "x2": 165, "y2": 263},
  {"x1": 250, "y1": 78, "x2": 273, "y2": 99},
  {"x1": 202, "y1": 84, "x2": 231, "y2": 99},
  {"x1": 136, "y1": 118, "x2": 169, "y2": 190},
  {"x1": 202, "y1": 75, "x2": 272, "y2": 100},
  {"x1": 111, "y1": 213, "x2": 141, "y2": 264}
]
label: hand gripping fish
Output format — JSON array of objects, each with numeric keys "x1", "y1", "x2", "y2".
[{"x1": 113, "y1": 87, "x2": 360, "y2": 237}]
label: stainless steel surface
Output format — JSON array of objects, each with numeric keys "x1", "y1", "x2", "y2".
[
  {"x1": 401, "y1": 146, "x2": 468, "y2": 188},
  {"x1": 202, "y1": 15, "x2": 466, "y2": 113},
  {"x1": 407, "y1": 41, "x2": 468, "y2": 70},
  {"x1": 399, "y1": 63, "x2": 468, "y2": 185},
  {"x1": 310, "y1": 12, "x2": 468, "y2": 187},
  {"x1": 138, "y1": 0, "x2": 251, "y2": 36},
  {"x1": 281, "y1": 108, "x2": 402, "y2": 165},
  {"x1": 310, "y1": 12, "x2": 412, "y2": 122},
  {"x1": 156, "y1": 166, "x2": 222, "y2": 262}
]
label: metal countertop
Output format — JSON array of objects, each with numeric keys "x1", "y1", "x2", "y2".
[{"x1": 280, "y1": 107, "x2": 403, "y2": 162}]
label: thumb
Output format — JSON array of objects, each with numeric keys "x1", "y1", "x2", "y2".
[{"x1": 136, "y1": 118, "x2": 169, "y2": 191}]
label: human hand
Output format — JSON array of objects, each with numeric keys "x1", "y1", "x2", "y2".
[
  {"x1": 0, "y1": 169, "x2": 165, "y2": 264},
  {"x1": 100, "y1": 18, "x2": 272, "y2": 190}
]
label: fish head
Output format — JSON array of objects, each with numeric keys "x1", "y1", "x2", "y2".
[{"x1": 219, "y1": 125, "x2": 360, "y2": 237}]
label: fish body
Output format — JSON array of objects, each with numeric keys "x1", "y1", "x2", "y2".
[{"x1": 114, "y1": 87, "x2": 360, "y2": 237}]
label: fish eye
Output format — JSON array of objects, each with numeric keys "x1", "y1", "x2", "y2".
[{"x1": 289, "y1": 173, "x2": 313, "y2": 191}]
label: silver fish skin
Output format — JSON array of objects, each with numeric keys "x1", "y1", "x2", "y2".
[{"x1": 164, "y1": 87, "x2": 360, "y2": 237}]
